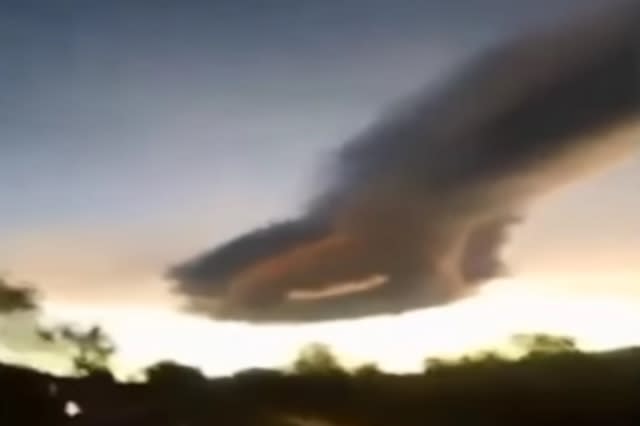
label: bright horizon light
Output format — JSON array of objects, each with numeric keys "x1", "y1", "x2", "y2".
[{"x1": 19, "y1": 277, "x2": 640, "y2": 378}]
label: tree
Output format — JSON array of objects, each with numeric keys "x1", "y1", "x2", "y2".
[
  {"x1": 0, "y1": 277, "x2": 37, "y2": 313},
  {"x1": 41, "y1": 325, "x2": 116, "y2": 376},
  {"x1": 424, "y1": 356, "x2": 448, "y2": 372},
  {"x1": 145, "y1": 361, "x2": 206, "y2": 387},
  {"x1": 460, "y1": 350, "x2": 505, "y2": 365},
  {"x1": 291, "y1": 343, "x2": 343, "y2": 375},
  {"x1": 353, "y1": 362, "x2": 381, "y2": 378},
  {"x1": 510, "y1": 333, "x2": 578, "y2": 357},
  {"x1": 424, "y1": 349, "x2": 506, "y2": 372}
]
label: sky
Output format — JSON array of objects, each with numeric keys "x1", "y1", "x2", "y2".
[{"x1": 1, "y1": 0, "x2": 639, "y2": 375}]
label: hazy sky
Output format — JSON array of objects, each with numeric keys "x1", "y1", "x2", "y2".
[{"x1": 1, "y1": 0, "x2": 639, "y2": 374}]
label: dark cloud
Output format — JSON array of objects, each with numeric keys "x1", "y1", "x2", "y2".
[{"x1": 170, "y1": 1, "x2": 640, "y2": 323}]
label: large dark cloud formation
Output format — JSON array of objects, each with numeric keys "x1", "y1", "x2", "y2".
[{"x1": 170, "y1": 1, "x2": 640, "y2": 323}]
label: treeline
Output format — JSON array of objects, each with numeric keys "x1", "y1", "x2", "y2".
[
  {"x1": 3, "y1": 277, "x2": 640, "y2": 425},
  {"x1": 3, "y1": 342, "x2": 640, "y2": 425}
]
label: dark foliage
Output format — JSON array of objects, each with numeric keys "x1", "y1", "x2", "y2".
[
  {"x1": 2, "y1": 346, "x2": 640, "y2": 425},
  {"x1": 0, "y1": 277, "x2": 37, "y2": 313}
]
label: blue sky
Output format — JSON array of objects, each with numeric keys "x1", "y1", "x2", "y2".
[{"x1": 1, "y1": 1, "x2": 584, "y2": 229}]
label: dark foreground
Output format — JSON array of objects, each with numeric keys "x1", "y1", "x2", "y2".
[{"x1": 3, "y1": 348, "x2": 640, "y2": 425}]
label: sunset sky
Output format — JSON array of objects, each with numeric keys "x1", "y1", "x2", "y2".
[{"x1": 1, "y1": 0, "x2": 639, "y2": 376}]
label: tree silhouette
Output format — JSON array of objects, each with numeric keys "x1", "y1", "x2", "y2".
[
  {"x1": 510, "y1": 333, "x2": 578, "y2": 357},
  {"x1": 40, "y1": 325, "x2": 116, "y2": 376},
  {"x1": 291, "y1": 343, "x2": 343, "y2": 375},
  {"x1": 0, "y1": 277, "x2": 37, "y2": 313},
  {"x1": 145, "y1": 361, "x2": 206, "y2": 387},
  {"x1": 424, "y1": 356, "x2": 452, "y2": 372},
  {"x1": 424, "y1": 349, "x2": 506, "y2": 372},
  {"x1": 460, "y1": 350, "x2": 506, "y2": 365},
  {"x1": 353, "y1": 362, "x2": 381, "y2": 378}
]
